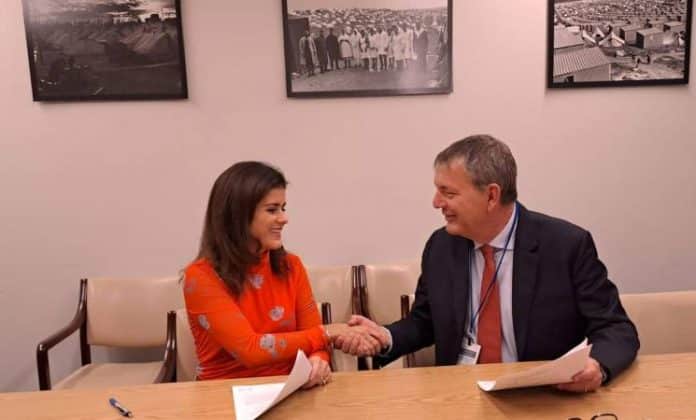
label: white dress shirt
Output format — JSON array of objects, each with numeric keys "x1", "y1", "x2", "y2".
[{"x1": 461, "y1": 205, "x2": 519, "y2": 363}]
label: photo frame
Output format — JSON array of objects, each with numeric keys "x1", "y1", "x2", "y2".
[
  {"x1": 22, "y1": 0, "x2": 188, "y2": 101},
  {"x1": 547, "y1": 0, "x2": 692, "y2": 88},
  {"x1": 282, "y1": 0, "x2": 453, "y2": 98}
]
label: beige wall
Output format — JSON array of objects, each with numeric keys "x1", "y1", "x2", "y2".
[{"x1": 1, "y1": 1, "x2": 695, "y2": 392}]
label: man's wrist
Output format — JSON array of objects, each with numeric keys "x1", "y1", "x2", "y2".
[{"x1": 379, "y1": 326, "x2": 393, "y2": 355}]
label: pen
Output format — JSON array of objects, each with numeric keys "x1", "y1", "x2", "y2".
[{"x1": 109, "y1": 397, "x2": 133, "y2": 418}]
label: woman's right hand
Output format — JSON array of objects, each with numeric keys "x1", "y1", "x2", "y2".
[{"x1": 324, "y1": 323, "x2": 381, "y2": 356}]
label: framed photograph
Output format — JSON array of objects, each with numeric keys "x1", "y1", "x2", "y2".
[
  {"x1": 21, "y1": 0, "x2": 188, "y2": 101},
  {"x1": 548, "y1": 0, "x2": 692, "y2": 88},
  {"x1": 282, "y1": 0, "x2": 452, "y2": 98}
]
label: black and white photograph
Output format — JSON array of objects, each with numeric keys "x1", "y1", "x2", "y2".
[
  {"x1": 22, "y1": 0, "x2": 188, "y2": 101},
  {"x1": 548, "y1": 0, "x2": 692, "y2": 88},
  {"x1": 282, "y1": 0, "x2": 452, "y2": 98}
]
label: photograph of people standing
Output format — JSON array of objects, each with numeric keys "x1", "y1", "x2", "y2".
[{"x1": 283, "y1": 0, "x2": 452, "y2": 97}]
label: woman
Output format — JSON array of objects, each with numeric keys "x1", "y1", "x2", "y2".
[
  {"x1": 338, "y1": 27, "x2": 353, "y2": 69},
  {"x1": 393, "y1": 25, "x2": 406, "y2": 70},
  {"x1": 349, "y1": 28, "x2": 361, "y2": 68},
  {"x1": 359, "y1": 29, "x2": 370, "y2": 71},
  {"x1": 183, "y1": 162, "x2": 354, "y2": 388},
  {"x1": 387, "y1": 27, "x2": 395, "y2": 71},
  {"x1": 368, "y1": 28, "x2": 379, "y2": 72}
]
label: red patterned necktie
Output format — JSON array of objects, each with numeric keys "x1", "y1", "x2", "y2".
[{"x1": 477, "y1": 244, "x2": 502, "y2": 363}]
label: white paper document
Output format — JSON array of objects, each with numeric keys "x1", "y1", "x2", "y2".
[
  {"x1": 231, "y1": 350, "x2": 312, "y2": 420},
  {"x1": 477, "y1": 340, "x2": 592, "y2": 392}
]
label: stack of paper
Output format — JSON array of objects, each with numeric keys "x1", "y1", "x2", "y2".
[
  {"x1": 231, "y1": 350, "x2": 312, "y2": 420},
  {"x1": 477, "y1": 340, "x2": 592, "y2": 391}
]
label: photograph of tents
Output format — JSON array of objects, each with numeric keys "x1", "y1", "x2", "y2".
[
  {"x1": 22, "y1": 0, "x2": 188, "y2": 101},
  {"x1": 548, "y1": 0, "x2": 692, "y2": 88},
  {"x1": 282, "y1": 0, "x2": 452, "y2": 98}
]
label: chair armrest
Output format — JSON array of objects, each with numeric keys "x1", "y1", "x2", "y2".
[
  {"x1": 400, "y1": 294, "x2": 415, "y2": 368},
  {"x1": 350, "y1": 265, "x2": 363, "y2": 316},
  {"x1": 353, "y1": 265, "x2": 374, "y2": 371},
  {"x1": 320, "y1": 302, "x2": 332, "y2": 324},
  {"x1": 36, "y1": 279, "x2": 87, "y2": 390},
  {"x1": 155, "y1": 311, "x2": 177, "y2": 383},
  {"x1": 356, "y1": 265, "x2": 372, "y2": 319}
]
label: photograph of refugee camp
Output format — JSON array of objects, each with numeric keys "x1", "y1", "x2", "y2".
[
  {"x1": 548, "y1": 0, "x2": 692, "y2": 88},
  {"x1": 282, "y1": 0, "x2": 452, "y2": 97},
  {"x1": 22, "y1": 0, "x2": 188, "y2": 101}
]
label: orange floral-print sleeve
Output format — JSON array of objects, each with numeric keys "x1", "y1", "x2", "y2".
[{"x1": 184, "y1": 263, "x2": 328, "y2": 369}]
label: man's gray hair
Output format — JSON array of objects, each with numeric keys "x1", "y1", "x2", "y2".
[{"x1": 434, "y1": 134, "x2": 518, "y2": 205}]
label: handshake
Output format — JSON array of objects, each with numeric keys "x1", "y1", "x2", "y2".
[{"x1": 324, "y1": 315, "x2": 391, "y2": 357}]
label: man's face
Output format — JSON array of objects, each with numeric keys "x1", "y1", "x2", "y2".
[{"x1": 432, "y1": 161, "x2": 491, "y2": 239}]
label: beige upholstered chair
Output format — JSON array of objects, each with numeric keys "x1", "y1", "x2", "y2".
[
  {"x1": 36, "y1": 276, "x2": 184, "y2": 390},
  {"x1": 358, "y1": 262, "x2": 432, "y2": 369},
  {"x1": 306, "y1": 265, "x2": 363, "y2": 371},
  {"x1": 621, "y1": 291, "x2": 696, "y2": 355},
  {"x1": 175, "y1": 308, "x2": 198, "y2": 382}
]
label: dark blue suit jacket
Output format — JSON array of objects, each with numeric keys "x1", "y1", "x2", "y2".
[{"x1": 379, "y1": 204, "x2": 639, "y2": 382}]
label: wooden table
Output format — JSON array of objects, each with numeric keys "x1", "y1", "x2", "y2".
[{"x1": 2, "y1": 353, "x2": 695, "y2": 419}]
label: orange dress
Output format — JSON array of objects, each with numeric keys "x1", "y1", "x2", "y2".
[{"x1": 183, "y1": 253, "x2": 329, "y2": 380}]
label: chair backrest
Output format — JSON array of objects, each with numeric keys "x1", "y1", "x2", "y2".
[
  {"x1": 176, "y1": 308, "x2": 199, "y2": 382},
  {"x1": 86, "y1": 276, "x2": 184, "y2": 347},
  {"x1": 306, "y1": 265, "x2": 355, "y2": 323},
  {"x1": 363, "y1": 262, "x2": 420, "y2": 325},
  {"x1": 620, "y1": 290, "x2": 696, "y2": 355}
]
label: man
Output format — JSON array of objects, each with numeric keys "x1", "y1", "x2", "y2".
[
  {"x1": 376, "y1": 25, "x2": 389, "y2": 72},
  {"x1": 314, "y1": 30, "x2": 328, "y2": 74},
  {"x1": 336, "y1": 135, "x2": 639, "y2": 393},
  {"x1": 326, "y1": 28, "x2": 340, "y2": 71},
  {"x1": 414, "y1": 22, "x2": 429, "y2": 73},
  {"x1": 298, "y1": 30, "x2": 317, "y2": 77}
]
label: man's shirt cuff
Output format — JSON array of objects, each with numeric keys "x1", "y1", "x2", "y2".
[{"x1": 379, "y1": 326, "x2": 393, "y2": 356}]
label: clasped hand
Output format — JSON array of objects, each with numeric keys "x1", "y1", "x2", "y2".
[{"x1": 324, "y1": 315, "x2": 390, "y2": 357}]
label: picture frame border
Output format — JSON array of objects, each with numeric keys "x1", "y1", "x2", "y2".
[
  {"x1": 281, "y1": 0, "x2": 453, "y2": 98},
  {"x1": 21, "y1": 0, "x2": 189, "y2": 102},
  {"x1": 546, "y1": 0, "x2": 693, "y2": 89}
]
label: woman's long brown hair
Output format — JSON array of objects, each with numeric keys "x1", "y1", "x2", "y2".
[{"x1": 196, "y1": 161, "x2": 289, "y2": 295}]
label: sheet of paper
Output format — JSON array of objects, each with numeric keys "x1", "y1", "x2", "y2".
[
  {"x1": 231, "y1": 350, "x2": 312, "y2": 420},
  {"x1": 477, "y1": 341, "x2": 592, "y2": 392}
]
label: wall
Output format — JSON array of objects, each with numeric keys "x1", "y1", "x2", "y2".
[{"x1": 1, "y1": 1, "x2": 695, "y2": 392}]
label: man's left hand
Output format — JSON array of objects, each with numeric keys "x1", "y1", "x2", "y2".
[{"x1": 556, "y1": 357, "x2": 603, "y2": 393}]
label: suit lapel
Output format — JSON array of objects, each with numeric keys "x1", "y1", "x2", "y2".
[
  {"x1": 450, "y1": 235, "x2": 472, "y2": 352},
  {"x1": 512, "y1": 205, "x2": 540, "y2": 360}
]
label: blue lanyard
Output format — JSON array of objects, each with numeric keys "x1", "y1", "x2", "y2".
[{"x1": 467, "y1": 202, "x2": 519, "y2": 343}]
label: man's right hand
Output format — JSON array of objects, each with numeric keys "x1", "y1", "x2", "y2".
[{"x1": 332, "y1": 315, "x2": 391, "y2": 357}]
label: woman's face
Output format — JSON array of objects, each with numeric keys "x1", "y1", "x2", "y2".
[{"x1": 249, "y1": 188, "x2": 288, "y2": 254}]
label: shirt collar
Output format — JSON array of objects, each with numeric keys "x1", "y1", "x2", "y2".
[{"x1": 474, "y1": 204, "x2": 517, "y2": 251}]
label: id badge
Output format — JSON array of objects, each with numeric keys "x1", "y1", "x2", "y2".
[{"x1": 457, "y1": 342, "x2": 481, "y2": 365}]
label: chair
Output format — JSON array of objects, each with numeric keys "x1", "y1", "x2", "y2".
[
  {"x1": 357, "y1": 262, "x2": 434, "y2": 369},
  {"x1": 175, "y1": 308, "x2": 198, "y2": 382},
  {"x1": 620, "y1": 291, "x2": 696, "y2": 355},
  {"x1": 36, "y1": 276, "x2": 183, "y2": 390},
  {"x1": 306, "y1": 265, "x2": 365, "y2": 371}
]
